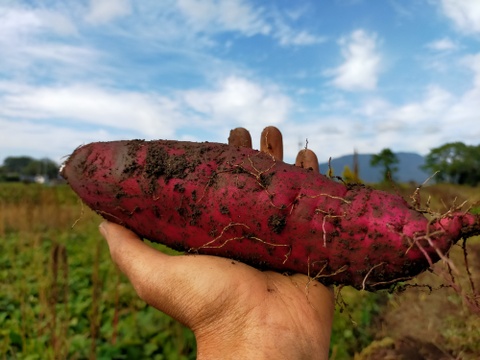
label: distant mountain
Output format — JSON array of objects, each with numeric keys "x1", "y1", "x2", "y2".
[{"x1": 319, "y1": 152, "x2": 431, "y2": 184}]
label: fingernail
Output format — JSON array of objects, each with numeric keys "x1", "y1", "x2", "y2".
[{"x1": 99, "y1": 221, "x2": 109, "y2": 237}]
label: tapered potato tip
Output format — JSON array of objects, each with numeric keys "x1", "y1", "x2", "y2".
[
  {"x1": 228, "y1": 127, "x2": 253, "y2": 148},
  {"x1": 295, "y1": 149, "x2": 319, "y2": 172},
  {"x1": 260, "y1": 126, "x2": 283, "y2": 161}
]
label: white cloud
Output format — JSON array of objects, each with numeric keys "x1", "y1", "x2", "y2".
[
  {"x1": 174, "y1": 0, "x2": 324, "y2": 47},
  {"x1": 444, "y1": 54, "x2": 480, "y2": 142},
  {"x1": 328, "y1": 29, "x2": 382, "y2": 91},
  {"x1": 0, "y1": 118, "x2": 115, "y2": 164},
  {"x1": 284, "y1": 4, "x2": 310, "y2": 21},
  {"x1": 389, "y1": 85, "x2": 453, "y2": 124},
  {"x1": 462, "y1": 53, "x2": 480, "y2": 87},
  {"x1": 440, "y1": 0, "x2": 480, "y2": 34},
  {"x1": 0, "y1": 6, "x2": 77, "y2": 42},
  {"x1": 351, "y1": 71, "x2": 480, "y2": 156},
  {"x1": 360, "y1": 85, "x2": 455, "y2": 139},
  {"x1": 389, "y1": 0, "x2": 414, "y2": 19},
  {"x1": 176, "y1": 0, "x2": 270, "y2": 36},
  {"x1": 0, "y1": 83, "x2": 182, "y2": 139},
  {"x1": 182, "y1": 76, "x2": 292, "y2": 137},
  {"x1": 0, "y1": 5, "x2": 99, "y2": 80},
  {"x1": 23, "y1": 43, "x2": 99, "y2": 68},
  {"x1": 0, "y1": 7, "x2": 40, "y2": 39},
  {"x1": 426, "y1": 37, "x2": 457, "y2": 51},
  {"x1": 37, "y1": 9, "x2": 78, "y2": 35},
  {"x1": 86, "y1": 0, "x2": 131, "y2": 24},
  {"x1": 357, "y1": 97, "x2": 390, "y2": 118},
  {"x1": 273, "y1": 19, "x2": 326, "y2": 46}
]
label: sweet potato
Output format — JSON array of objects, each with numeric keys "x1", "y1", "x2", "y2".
[{"x1": 61, "y1": 139, "x2": 480, "y2": 290}]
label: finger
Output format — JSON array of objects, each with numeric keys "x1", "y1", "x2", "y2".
[
  {"x1": 99, "y1": 221, "x2": 197, "y2": 324},
  {"x1": 228, "y1": 127, "x2": 252, "y2": 148},
  {"x1": 260, "y1": 126, "x2": 283, "y2": 161},
  {"x1": 98, "y1": 221, "x2": 252, "y2": 328},
  {"x1": 295, "y1": 149, "x2": 319, "y2": 173},
  {"x1": 99, "y1": 220, "x2": 170, "y2": 282}
]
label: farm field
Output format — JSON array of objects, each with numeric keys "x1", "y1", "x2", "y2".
[{"x1": 0, "y1": 182, "x2": 479, "y2": 359}]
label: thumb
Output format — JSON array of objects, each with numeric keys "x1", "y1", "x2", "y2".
[
  {"x1": 98, "y1": 221, "x2": 173, "y2": 304},
  {"x1": 99, "y1": 220, "x2": 170, "y2": 275},
  {"x1": 98, "y1": 221, "x2": 208, "y2": 327}
]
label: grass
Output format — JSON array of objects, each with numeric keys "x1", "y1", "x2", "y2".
[
  {"x1": 329, "y1": 288, "x2": 388, "y2": 359},
  {"x1": 0, "y1": 183, "x2": 196, "y2": 359},
  {"x1": 0, "y1": 182, "x2": 479, "y2": 359}
]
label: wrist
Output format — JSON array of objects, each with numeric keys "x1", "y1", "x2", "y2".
[
  {"x1": 195, "y1": 334, "x2": 291, "y2": 360},
  {"x1": 194, "y1": 320, "x2": 330, "y2": 360}
]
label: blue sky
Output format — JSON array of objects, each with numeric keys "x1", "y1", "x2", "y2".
[{"x1": 1, "y1": 0, "x2": 479, "y2": 166}]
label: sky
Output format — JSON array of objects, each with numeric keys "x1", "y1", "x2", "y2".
[{"x1": 1, "y1": 0, "x2": 480, "y2": 166}]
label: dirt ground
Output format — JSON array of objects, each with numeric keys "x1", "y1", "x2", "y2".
[{"x1": 355, "y1": 241, "x2": 480, "y2": 360}]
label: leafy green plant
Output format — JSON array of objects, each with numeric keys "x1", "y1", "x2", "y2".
[
  {"x1": 329, "y1": 287, "x2": 388, "y2": 359},
  {"x1": 0, "y1": 184, "x2": 197, "y2": 359}
]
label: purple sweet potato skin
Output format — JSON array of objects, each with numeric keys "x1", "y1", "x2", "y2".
[{"x1": 61, "y1": 139, "x2": 479, "y2": 290}]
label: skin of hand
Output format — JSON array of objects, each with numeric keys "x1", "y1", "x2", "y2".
[{"x1": 99, "y1": 221, "x2": 334, "y2": 360}]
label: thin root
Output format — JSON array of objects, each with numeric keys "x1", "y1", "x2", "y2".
[
  {"x1": 362, "y1": 262, "x2": 386, "y2": 291},
  {"x1": 198, "y1": 222, "x2": 291, "y2": 262}
]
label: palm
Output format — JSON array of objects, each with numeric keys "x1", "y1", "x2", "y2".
[{"x1": 102, "y1": 221, "x2": 333, "y2": 359}]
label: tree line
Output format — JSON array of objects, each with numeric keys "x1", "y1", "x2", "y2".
[
  {"x1": 0, "y1": 156, "x2": 60, "y2": 182},
  {"x1": 348, "y1": 142, "x2": 480, "y2": 186}
]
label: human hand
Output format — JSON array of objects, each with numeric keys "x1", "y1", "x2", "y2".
[{"x1": 99, "y1": 127, "x2": 334, "y2": 360}]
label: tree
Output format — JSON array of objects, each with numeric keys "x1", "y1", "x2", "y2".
[
  {"x1": 24, "y1": 158, "x2": 60, "y2": 179},
  {"x1": 370, "y1": 148, "x2": 399, "y2": 182},
  {"x1": 1, "y1": 156, "x2": 59, "y2": 181},
  {"x1": 423, "y1": 142, "x2": 480, "y2": 186},
  {"x1": 3, "y1": 156, "x2": 35, "y2": 173}
]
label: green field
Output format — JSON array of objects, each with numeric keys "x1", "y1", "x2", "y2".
[{"x1": 1, "y1": 183, "x2": 479, "y2": 359}]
